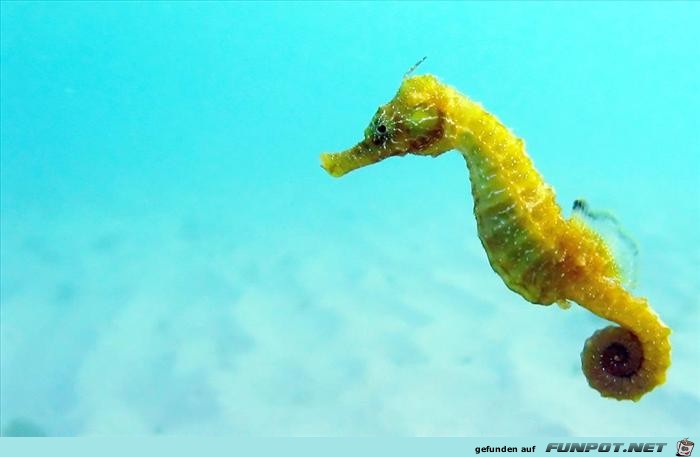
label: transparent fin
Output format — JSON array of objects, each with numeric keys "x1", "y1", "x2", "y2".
[
  {"x1": 556, "y1": 299, "x2": 573, "y2": 310},
  {"x1": 571, "y1": 199, "x2": 639, "y2": 289}
]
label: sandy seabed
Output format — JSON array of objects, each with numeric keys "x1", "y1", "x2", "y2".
[{"x1": 1, "y1": 204, "x2": 698, "y2": 436}]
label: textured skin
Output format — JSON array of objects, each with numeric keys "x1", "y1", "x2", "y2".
[{"x1": 320, "y1": 74, "x2": 671, "y2": 400}]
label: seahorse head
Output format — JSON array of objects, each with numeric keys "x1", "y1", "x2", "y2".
[{"x1": 320, "y1": 75, "x2": 456, "y2": 177}]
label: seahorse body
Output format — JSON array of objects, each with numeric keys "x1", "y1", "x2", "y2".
[{"x1": 320, "y1": 74, "x2": 671, "y2": 401}]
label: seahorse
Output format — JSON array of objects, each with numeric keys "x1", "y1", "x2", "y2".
[{"x1": 319, "y1": 73, "x2": 671, "y2": 401}]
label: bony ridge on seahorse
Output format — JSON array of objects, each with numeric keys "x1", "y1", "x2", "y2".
[{"x1": 319, "y1": 71, "x2": 671, "y2": 401}]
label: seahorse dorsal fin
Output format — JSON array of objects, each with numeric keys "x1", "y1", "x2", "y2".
[{"x1": 571, "y1": 199, "x2": 639, "y2": 289}]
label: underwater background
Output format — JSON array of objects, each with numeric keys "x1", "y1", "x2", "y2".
[{"x1": 1, "y1": 2, "x2": 698, "y2": 436}]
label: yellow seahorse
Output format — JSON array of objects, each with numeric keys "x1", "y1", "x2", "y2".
[{"x1": 319, "y1": 72, "x2": 671, "y2": 401}]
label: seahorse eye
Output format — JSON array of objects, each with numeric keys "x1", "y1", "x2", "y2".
[{"x1": 370, "y1": 121, "x2": 390, "y2": 145}]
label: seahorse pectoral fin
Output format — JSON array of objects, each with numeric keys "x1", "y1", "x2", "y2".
[
  {"x1": 556, "y1": 299, "x2": 572, "y2": 310},
  {"x1": 571, "y1": 199, "x2": 639, "y2": 288}
]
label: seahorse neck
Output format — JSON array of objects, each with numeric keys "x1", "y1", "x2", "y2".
[
  {"x1": 443, "y1": 91, "x2": 535, "y2": 177},
  {"x1": 440, "y1": 89, "x2": 560, "y2": 221}
]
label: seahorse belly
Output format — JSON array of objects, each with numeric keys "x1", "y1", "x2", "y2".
[{"x1": 457, "y1": 112, "x2": 567, "y2": 305}]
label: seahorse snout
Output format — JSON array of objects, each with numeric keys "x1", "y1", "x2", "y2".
[{"x1": 320, "y1": 142, "x2": 384, "y2": 177}]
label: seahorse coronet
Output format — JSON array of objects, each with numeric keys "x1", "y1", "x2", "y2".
[{"x1": 319, "y1": 73, "x2": 671, "y2": 401}]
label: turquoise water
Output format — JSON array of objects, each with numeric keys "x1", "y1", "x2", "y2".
[{"x1": 1, "y1": 2, "x2": 698, "y2": 436}]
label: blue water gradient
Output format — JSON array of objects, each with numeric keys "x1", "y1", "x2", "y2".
[{"x1": 1, "y1": 2, "x2": 699, "y2": 436}]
